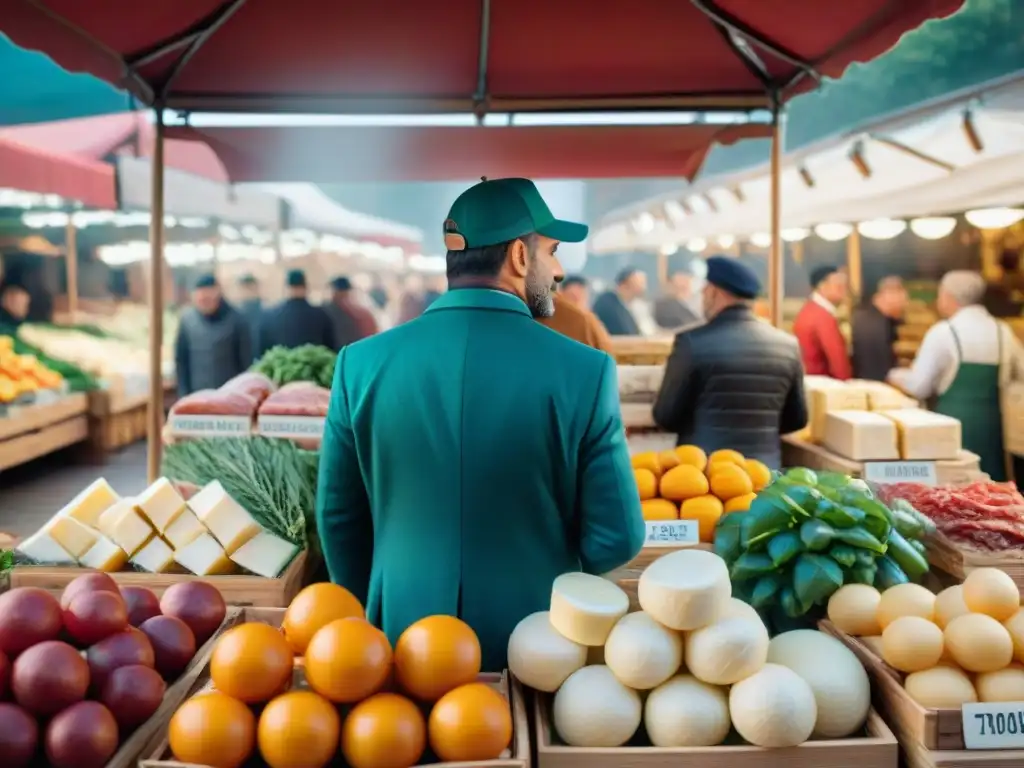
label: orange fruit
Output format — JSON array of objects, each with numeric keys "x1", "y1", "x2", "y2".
[
  {"x1": 341, "y1": 693, "x2": 425, "y2": 768},
  {"x1": 743, "y1": 459, "x2": 772, "y2": 491},
  {"x1": 709, "y1": 463, "x2": 754, "y2": 501},
  {"x1": 657, "y1": 450, "x2": 682, "y2": 472},
  {"x1": 630, "y1": 452, "x2": 662, "y2": 477},
  {"x1": 283, "y1": 582, "x2": 364, "y2": 654},
  {"x1": 394, "y1": 616, "x2": 481, "y2": 702},
  {"x1": 169, "y1": 691, "x2": 256, "y2": 768},
  {"x1": 659, "y1": 464, "x2": 709, "y2": 501},
  {"x1": 633, "y1": 468, "x2": 658, "y2": 501},
  {"x1": 211, "y1": 622, "x2": 294, "y2": 703},
  {"x1": 708, "y1": 449, "x2": 745, "y2": 467},
  {"x1": 258, "y1": 690, "x2": 340, "y2": 768},
  {"x1": 305, "y1": 618, "x2": 392, "y2": 703},
  {"x1": 680, "y1": 495, "x2": 725, "y2": 542},
  {"x1": 724, "y1": 493, "x2": 757, "y2": 513},
  {"x1": 641, "y1": 498, "x2": 678, "y2": 521},
  {"x1": 674, "y1": 445, "x2": 708, "y2": 471},
  {"x1": 429, "y1": 682, "x2": 512, "y2": 762}
]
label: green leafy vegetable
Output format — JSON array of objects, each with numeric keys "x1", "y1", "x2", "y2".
[
  {"x1": 730, "y1": 552, "x2": 775, "y2": 582},
  {"x1": 253, "y1": 344, "x2": 337, "y2": 388},
  {"x1": 752, "y1": 574, "x2": 782, "y2": 609},
  {"x1": 714, "y1": 512, "x2": 745, "y2": 563},
  {"x1": 875, "y1": 555, "x2": 910, "y2": 590},
  {"x1": 785, "y1": 467, "x2": 819, "y2": 486},
  {"x1": 832, "y1": 526, "x2": 887, "y2": 553},
  {"x1": 767, "y1": 530, "x2": 803, "y2": 567},
  {"x1": 815, "y1": 501, "x2": 865, "y2": 528},
  {"x1": 779, "y1": 586, "x2": 804, "y2": 618},
  {"x1": 741, "y1": 496, "x2": 795, "y2": 548},
  {"x1": 829, "y1": 543, "x2": 859, "y2": 568},
  {"x1": 848, "y1": 564, "x2": 878, "y2": 584},
  {"x1": 793, "y1": 553, "x2": 844, "y2": 608},
  {"x1": 885, "y1": 529, "x2": 929, "y2": 580},
  {"x1": 800, "y1": 519, "x2": 835, "y2": 551}
]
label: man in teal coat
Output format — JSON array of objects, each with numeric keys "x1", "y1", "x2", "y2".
[{"x1": 316, "y1": 178, "x2": 645, "y2": 671}]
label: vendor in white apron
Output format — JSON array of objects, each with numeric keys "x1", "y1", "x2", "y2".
[{"x1": 888, "y1": 271, "x2": 1024, "y2": 482}]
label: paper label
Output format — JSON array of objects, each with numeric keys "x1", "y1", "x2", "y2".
[
  {"x1": 167, "y1": 413, "x2": 252, "y2": 437},
  {"x1": 962, "y1": 702, "x2": 1024, "y2": 749},
  {"x1": 644, "y1": 520, "x2": 700, "y2": 547},
  {"x1": 257, "y1": 414, "x2": 325, "y2": 439},
  {"x1": 863, "y1": 461, "x2": 937, "y2": 486}
]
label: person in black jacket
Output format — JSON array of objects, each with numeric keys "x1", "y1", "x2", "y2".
[
  {"x1": 260, "y1": 269, "x2": 336, "y2": 353},
  {"x1": 851, "y1": 276, "x2": 907, "y2": 381},
  {"x1": 592, "y1": 267, "x2": 645, "y2": 335},
  {"x1": 653, "y1": 256, "x2": 807, "y2": 469},
  {"x1": 175, "y1": 273, "x2": 251, "y2": 396}
]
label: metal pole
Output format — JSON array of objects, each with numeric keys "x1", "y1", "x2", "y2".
[
  {"x1": 147, "y1": 110, "x2": 166, "y2": 483},
  {"x1": 768, "y1": 96, "x2": 785, "y2": 328}
]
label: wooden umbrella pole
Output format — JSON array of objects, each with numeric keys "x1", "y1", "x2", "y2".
[
  {"x1": 768, "y1": 100, "x2": 785, "y2": 328},
  {"x1": 146, "y1": 111, "x2": 167, "y2": 483},
  {"x1": 65, "y1": 219, "x2": 78, "y2": 322}
]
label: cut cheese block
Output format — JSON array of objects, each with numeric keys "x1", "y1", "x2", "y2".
[
  {"x1": 17, "y1": 529, "x2": 76, "y2": 564},
  {"x1": 229, "y1": 530, "x2": 299, "y2": 578},
  {"x1": 97, "y1": 498, "x2": 135, "y2": 537},
  {"x1": 79, "y1": 535, "x2": 128, "y2": 572},
  {"x1": 638, "y1": 549, "x2": 731, "y2": 631},
  {"x1": 173, "y1": 532, "x2": 236, "y2": 576},
  {"x1": 132, "y1": 536, "x2": 178, "y2": 573},
  {"x1": 45, "y1": 515, "x2": 99, "y2": 559},
  {"x1": 808, "y1": 384, "x2": 868, "y2": 443},
  {"x1": 847, "y1": 380, "x2": 916, "y2": 411},
  {"x1": 822, "y1": 411, "x2": 900, "y2": 461},
  {"x1": 60, "y1": 478, "x2": 120, "y2": 528},
  {"x1": 101, "y1": 503, "x2": 154, "y2": 558},
  {"x1": 134, "y1": 477, "x2": 187, "y2": 533},
  {"x1": 549, "y1": 573, "x2": 629, "y2": 646},
  {"x1": 882, "y1": 408, "x2": 962, "y2": 460},
  {"x1": 188, "y1": 480, "x2": 261, "y2": 555},
  {"x1": 164, "y1": 508, "x2": 207, "y2": 550}
]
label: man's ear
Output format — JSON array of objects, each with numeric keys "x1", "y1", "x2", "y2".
[{"x1": 508, "y1": 238, "x2": 529, "y2": 278}]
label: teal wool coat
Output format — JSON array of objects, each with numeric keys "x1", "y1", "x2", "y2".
[{"x1": 315, "y1": 288, "x2": 645, "y2": 671}]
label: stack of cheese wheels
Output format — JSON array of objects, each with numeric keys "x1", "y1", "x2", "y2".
[
  {"x1": 827, "y1": 568, "x2": 1024, "y2": 707},
  {"x1": 508, "y1": 549, "x2": 871, "y2": 749}
]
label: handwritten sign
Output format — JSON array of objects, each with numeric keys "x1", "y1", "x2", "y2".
[
  {"x1": 863, "y1": 461, "x2": 937, "y2": 486},
  {"x1": 963, "y1": 702, "x2": 1024, "y2": 749},
  {"x1": 644, "y1": 520, "x2": 700, "y2": 548},
  {"x1": 167, "y1": 414, "x2": 253, "y2": 437},
  {"x1": 257, "y1": 414, "x2": 325, "y2": 439}
]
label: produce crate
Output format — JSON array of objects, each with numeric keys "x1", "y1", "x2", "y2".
[
  {"x1": 924, "y1": 530, "x2": 1024, "y2": 592},
  {"x1": 620, "y1": 401, "x2": 656, "y2": 429},
  {"x1": 139, "y1": 608, "x2": 531, "y2": 768},
  {"x1": 608, "y1": 337, "x2": 673, "y2": 366},
  {"x1": 0, "y1": 393, "x2": 89, "y2": 470},
  {"x1": 88, "y1": 388, "x2": 150, "y2": 453},
  {"x1": 9, "y1": 550, "x2": 309, "y2": 607},
  {"x1": 819, "y1": 621, "x2": 1024, "y2": 768},
  {"x1": 533, "y1": 690, "x2": 897, "y2": 768}
]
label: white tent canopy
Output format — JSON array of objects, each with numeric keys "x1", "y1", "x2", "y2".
[{"x1": 592, "y1": 72, "x2": 1024, "y2": 254}]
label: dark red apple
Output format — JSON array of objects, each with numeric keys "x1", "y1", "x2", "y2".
[
  {"x1": 0, "y1": 587, "x2": 63, "y2": 655},
  {"x1": 139, "y1": 615, "x2": 196, "y2": 678},
  {"x1": 0, "y1": 702, "x2": 39, "y2": 768},
  {"x1": 64, "y1": 590, "x2": 128, "y2": 646},
  {"x1": 120, "y1": 585, "x2": 162, "y2": 627},
  {"x1": 86, "y1": 627, "x2": 155, "y2": 692},
  {"x1": 101, "y1": 664, "x2": 166, "y2": 730},
  {"x1": 159, "y1": 581, "x2": 226, "y2": 643},
  {"x1": 0, "y1": 649, "x2": 9, "y2": 699},
  {"x1": 11, "y1": 640, "x2": 89, "y2": 716},
  {"x1": 60, "y1": 573, "x2": 120, "y2": 610},
  {"x1": 45, "y1": 701, "x2": 119, "y2": 768}
]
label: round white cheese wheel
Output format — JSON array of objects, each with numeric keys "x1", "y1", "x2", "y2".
[
  {"x1": 827, "y1": 584, "x2": 882, "y2": 636},
  {"x1": 604, "y1": 611, "x2": 683, "y2": 690},
  {"x1": 644, "y1": 674, "x2": 730, "y2": 747},
  {"x1": 1004, "y1": 608, "x2": 1024, "y2": 663},
  {"x1": 944, "y1": 613, "x2": 1014, "y2": 672},
  {"x1": 876, "y1": 583, "x2": 936, "y2": 629},
  {"x1": 767, "y1": 630, "x2": 871, "y2": 739},
  {"x1": 904, "y1": 666, "x2": 977, "y2": 708},
  {"x1": 507, "y1": 611, "x2": 587, "y2": 692},
  {"x1": 976, "y1": 663, "x2": 1024, "y2": 703},
  {"x1": 962, "y1": 568, "x2": 1021, "y2": 622},
  {"x1": 934, "y1": 585, "x2": 970, "y2": 629},
  {"x1": 553, "y1": 665, "x2": 642, "y2": 747},
  {"x1": 685, "y1": 616, "x2": 769, "y2": 686},
  {"x1": 550, "y1": 572, "x2": 630, "y2": 646},
  {"x1": 881, "y1": 616, "x2": 944, "y2": 673},
  {"x1": 638, "y1": 549, "x2": 731, "y2": 631},
  {"x1": 718, "y1": 597, "x2": 764, "y2": 626},
  {"x1": 729, "y1": 663, "x2": 817, "y2": 747}
]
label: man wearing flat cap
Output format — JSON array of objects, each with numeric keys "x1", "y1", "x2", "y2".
[
  {"x1": 174, "y1": 273, "x2": 252, "y2": 396},
  {"x1": 793, "y1": 264, "x2": 852, "y2": 380},
  {"x1": 323, "y1": 276, "x2": 378, "y2": 348},
  {"x1": 259, "y1": 269, "x2": 336, "y2": 353},
  {"x1": 654, "y1": 256, "x2": 808, "y2": 468},
  {"x1": 317, "y1": 177, "x2": 644, "y2": 671}
]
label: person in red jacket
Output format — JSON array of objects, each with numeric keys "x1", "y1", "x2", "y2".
[{"x1": 793, "y1": 265, "x2": 852, "y2": 379}]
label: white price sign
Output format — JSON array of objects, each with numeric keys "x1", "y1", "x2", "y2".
[
  {"x1": 962, "y1": 702, "x2": 1024, "y2": 749},
  {"x1": 644, "y1": 520, "x2": 700, "y2": 548},
  {"x1": 863, "y1": 461, "x2": 938, "y2": 486}
]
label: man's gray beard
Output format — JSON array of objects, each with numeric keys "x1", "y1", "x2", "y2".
[{"x1": 525, "y1": 268, "x2": 555, "y2": 318}]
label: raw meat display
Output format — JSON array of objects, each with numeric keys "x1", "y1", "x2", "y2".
[
  {"x1": 258, "y1": 386, "x2": 331, "y2": 418},
  {"x1": 220, "y1": 372, "x2": 276, "y2": 403},
  {"x1": 170, "y1": 389, "x2": 259, "y2": 417},
  {"x1": 877, "y1": 481, "x2": 1024, "y2": 551}
]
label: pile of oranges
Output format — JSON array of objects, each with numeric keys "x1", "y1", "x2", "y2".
[
  {"x1": 166, "y1": 583, "x2": 513, "y2": 768},
  {"x1": 631, "y1": 447, "x2": 772, "y2": 542}
]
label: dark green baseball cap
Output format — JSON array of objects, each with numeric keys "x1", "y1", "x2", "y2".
[{"x1": 443, "y1": 177, "x2": 589, "y2": 252}]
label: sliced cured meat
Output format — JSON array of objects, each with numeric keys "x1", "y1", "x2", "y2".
[
  {"x1": 220, "y1": 371, "x2": 276, "y2": 403},
  {"x1": 170, "y1": 389, "x2": 259, "y2": 416},
  {"x1": 258, "y1": 386, "x2": 330, "y2": 418}
]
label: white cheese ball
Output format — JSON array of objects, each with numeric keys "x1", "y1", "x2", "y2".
[
  {"x1": 718, "y1": 597, "x2": 764, "y2": 625},
  {"x1": 685, "y1": 616, "x2": 769, "y2": 685},
  {"x1": 644, "y1": 675, "x2": 730, "y2": 747},
  {"x1": 729, "y1": 663, "x2": 817, "y2": 747},
  {"x1": 976, "y1": 664, "x2": 1024, "y2": 703},
  {"x1": 507, "y1": 611, "x2": 587, "y2": 692},
  {"x1": 550, "y1": 572, "x2": 630, "y2": 646},
  {"x1": 638, "y1": 549, "x2": 731, "y2": 631},
  {"x1": 767, "y1": 630, "x2": 871, "y2": 739},
  {"x1": 553, "y1": 665, "x2": 642, "y2": 747},
  {"x1": 904, "y1": 666, "x2": 977, "y2": 708},
  {"x1": 827, "y1": 584, "x2": 882, "y2": 636},
  {"x1": 604, "y1": 612, "x2": 683, "y2": 690}
]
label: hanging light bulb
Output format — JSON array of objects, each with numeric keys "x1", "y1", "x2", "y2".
[
  {"x1": 781, "y1": 228, "x2": 810, "y2": 242},
  {"x1": 686, "y1": 238, "x2": 707, "y2": 253},
  {"x1": 659, "y1": 243, "x2": 679, "y2": 256},
  {"x1": 749, "y1": 233, "x2": 772, "y2": 248},
  {"x1": 716, "y1": 235, "x2": 736, "y2": 249},
  {"x1": 814, "y1": 223, "x2": 853, "y2": 242},
  {"x1": 909, "y1": 217, "x2": 957, "y2": 240},
  {"x1": 857, "y1": 219, "x2": 907, "y2": 240},
  {"x1": 633, "y1": 212, "x2": 656, "y2": 234},
  {"x1": 964, "y1": 207, "x2": 1024, "y2": 230}
]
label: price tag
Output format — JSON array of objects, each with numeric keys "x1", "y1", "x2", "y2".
[
  {"x1": 644, "y1": 520, "x2": 700, "y2": 547},
  {"x1": 167, "y1": 414, "x2": 253, "y2": 437},
  {"x1": 863, "y1": 461, "x2": 937, "y2": 486},
  {"x1": 257, "y1": 414, "x2": 325, "y2": 439},
  {"x1": 963, "y1": 702, "x2": 1024, "y2": 749}
]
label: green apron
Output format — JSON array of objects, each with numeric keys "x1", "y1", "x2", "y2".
[{"x1": 934, "y1": 321, "x2": 1007, "y2": 481}]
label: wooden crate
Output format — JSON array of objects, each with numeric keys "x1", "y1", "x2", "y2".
[
  {"x1": 608, "y1": 337, "x2": 673, "y2": 366},
  {"x1": 9, "y1": 550, "x2": 309, "y2": 607},
  {"x1": 925, "y1": 531, "x2": 1024, "y2": 591},
  {"x1": 88, "y1": 388, "x2": 150, "y2": 452},
  {"x1": 533, "y1": 690, "x2": 896, "y2": 768},
  {"x1": 0, "y1": 412, "x2": 89, "y2": 470}
]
